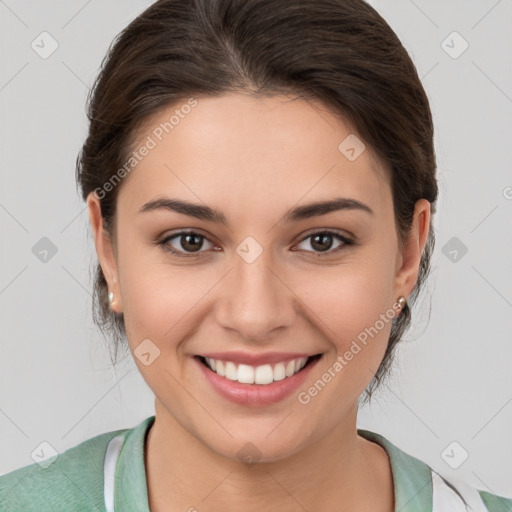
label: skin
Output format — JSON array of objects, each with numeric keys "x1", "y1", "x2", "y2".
[{"x1": 87, "y1": 92, "x2": 430, "y2": 511}]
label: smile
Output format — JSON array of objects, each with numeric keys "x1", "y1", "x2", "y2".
[{"x1": 199, "y1": 355, "x2": 319, "y2": 385}]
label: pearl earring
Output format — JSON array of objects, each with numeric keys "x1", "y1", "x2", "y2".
[
  {"x1": 397, "y1": 296, "x2": 407, "y2": 311},
  {"x1": 108, "y1": 291, "x2": 115, "y2": 308}
]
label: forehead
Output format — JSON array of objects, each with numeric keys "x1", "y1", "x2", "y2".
[{"x1": 117, "y1": 93, "x2": 391, "y2": 220}]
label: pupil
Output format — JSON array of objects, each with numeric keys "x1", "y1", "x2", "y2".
[
  {"x1": 182, "y1": 234, "x2": 202, "y2": 252},
  {"x1": 311, "y1": 233, "x2": 333, "y2": 252}
]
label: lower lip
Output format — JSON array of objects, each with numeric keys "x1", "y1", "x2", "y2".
[{"x1": 194, "y1": 355, "x2": 321, "y2": 407}]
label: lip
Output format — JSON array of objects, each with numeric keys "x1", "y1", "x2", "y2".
[
  {"x1": 194, "y1": 354, "x2": 322, "y2": 407},
  {"x1": 198, "y1": 351, "x2": 315, "y2": 366}
]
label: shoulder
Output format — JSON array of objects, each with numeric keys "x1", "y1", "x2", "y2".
[
  {"x1": 358, "y1": 428, "x2": 512, "y2": 512},
  {"x1": 431, "y1": 470, "x2": 512, "y2": 512},
  {"x1": 0, "y1": 425, "x2": 130, "y2": 512},
  {"x1": 478, "y1": 489, "x2": 512, "y2": 512}
]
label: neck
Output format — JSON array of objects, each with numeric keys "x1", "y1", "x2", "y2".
[{"x1": 144, "y1": 400, "x2": 394, "y2": 512}]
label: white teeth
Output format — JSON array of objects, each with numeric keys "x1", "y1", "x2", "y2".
[
  {"x1": 225, "y1": 361, "x2": 238, "y2": 381},
  {"x1": 203, "y1": 356, "x2": 311, "y2": 385},
  {"x1": 237, "y1": 364, "x2": 255, "y2": 384},
  {"x1": 285, "y1": 360, "x2": 295, "y2": 377},
  {"x1": 255, "y1": 364, "x2": 274, "y2": 385},
  {"x1": 215, "y1": 360, "x2": 225, "y2": 377},
  {"x1": 273, "y1": 362, "x2": 286, "y2": 381}
]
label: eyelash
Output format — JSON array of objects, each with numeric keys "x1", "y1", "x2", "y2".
[{"x1": 156, "y1": 229, "x2": 355, "y2": 258}]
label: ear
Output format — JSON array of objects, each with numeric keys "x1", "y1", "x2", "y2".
[
  {"x1": 86, "y1": 192, "x2": 123, "y2": 313},
  {"x1": 394, "y1": 199, "x2": 431, "y2": 298}
]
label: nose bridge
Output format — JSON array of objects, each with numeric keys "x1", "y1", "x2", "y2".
[{"x1": 216, "y1": 242, "x2": 294, "y2": 340}]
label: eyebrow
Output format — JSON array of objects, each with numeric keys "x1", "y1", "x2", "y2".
[{"x1": 138, "y1": 196, "x2": 374, "y2": 227}]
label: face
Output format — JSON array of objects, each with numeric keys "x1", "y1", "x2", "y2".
[{"x1": 88, "y1": 92, "x2": 430, "y2": 462}]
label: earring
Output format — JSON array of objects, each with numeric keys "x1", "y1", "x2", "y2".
[
  {"x1": 108, "y1": 291, "x2": 115, "y2": 308},
  {"x1": 397, "y1": 296, "x2": 407, "y2": 311}
]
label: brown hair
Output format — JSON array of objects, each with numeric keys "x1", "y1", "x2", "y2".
[{"x1": 76, "y1": 0, "x2": 438, "y2": 405}]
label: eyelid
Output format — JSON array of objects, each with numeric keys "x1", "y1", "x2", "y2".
[
  {"x1": 293, "y1": 229, "x2": 354, "y2": 256},
  {"x1": 157, "y1": 228, "x2": 355, "y2": 258},
  {"x1": 297, "y1": 227, "x2": 354, "y2": 242},
  {"x1": 158, "y1": 229, "x2": 218, "y2": 255}
]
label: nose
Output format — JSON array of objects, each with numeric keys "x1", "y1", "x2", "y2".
[{"x1": 214, "y1": 249, "x2": 296, "y2": 342}]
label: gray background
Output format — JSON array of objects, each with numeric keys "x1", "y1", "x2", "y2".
[{"x1": 1, "y1": 0, "x2": 511, "y2": 498}]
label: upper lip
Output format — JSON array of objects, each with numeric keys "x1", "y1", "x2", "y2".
[{"x1": 197, "y1": 351, "x2": 319, "y2": 366}]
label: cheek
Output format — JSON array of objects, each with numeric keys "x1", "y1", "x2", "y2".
[
  {"x1": 330, "y1": 244, "x2": 396, "y2": 304},
  {"x1": 121, "y1": 270, "x2": 195, "y2": 338},
  {"x1": 299, "y1": 244, "x2": 397, "y2": 358},
  {"x1": 294, "y1": 274, "x2": 396, "y2": 406},
  {"x1": 117, "y1": 241, "x2": 217, "y2": 350}
]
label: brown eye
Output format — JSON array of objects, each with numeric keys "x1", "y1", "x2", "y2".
[
  {"x1": 294, "y1": 231, "x2": 354, "y2": 255},
  {"x1": 158, "y1": 231, "x2": 216, "y2": 257},
  {"x1": 158, "y1": 229, "x2": 354, "y2": 259},
  {"x1": 177, "y1": 233, "x2": 204, "y2": 252},
  {"x1": 310, "y1": 233, "x2": 335, "y2": 252}
]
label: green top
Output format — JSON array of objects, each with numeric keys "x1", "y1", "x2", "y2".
[{"x1": 1, "y1": 415, "x2": 510, "y2": 511}]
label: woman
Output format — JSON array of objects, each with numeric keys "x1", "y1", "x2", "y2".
[{"x1": 1, "y1": 0, "x2": 510, "y2": 510}]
